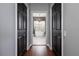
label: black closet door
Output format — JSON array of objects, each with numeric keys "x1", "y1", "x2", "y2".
[
  {"x1": 17, "y1": 3, "x2": 27, "y2": 56},
  {"x1": 52, "y1": 3, "x2": 61, "y2": 56}
]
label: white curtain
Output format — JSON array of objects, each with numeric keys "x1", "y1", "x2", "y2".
[{"x1": 34, "y1": 21, "x2": 45, "y2": 37}]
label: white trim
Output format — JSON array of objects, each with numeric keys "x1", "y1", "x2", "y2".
[
  {"x1": 25, "y1": 3, "x2": 30, "y2": 51},
  {"x1": 62, "y1": 3, "x2": 63, "y2": 56},
  {"x1": 50, "y1": 3, "x2": 54, "y2": 8},
  {"x1": 47, "y1": 44, "x2": 52, "y2": 50},
  {"x1": 15, "y1": 3, "x2": 17, "y2": 56},
  {"x1": 49, "y1": 3, "x2": 55, "y2": 52},
  {"x1": 27, "y1": 44, "x2": 32, "y2": 50},
  {"x1": 49, "y1": 3, "x2": 53, "y2": 51},
  {"x1": 31, "y1": 11, "x2": 48, "y2": 13}
]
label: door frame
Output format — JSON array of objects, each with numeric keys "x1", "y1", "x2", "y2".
[{"x1": 31, "y1": 11, "x2": 48, "y2": 46}]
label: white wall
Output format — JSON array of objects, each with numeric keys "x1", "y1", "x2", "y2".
[
  {"x1": 63, "y1": 3, "x2": 79, "y2": 56},
  {"x1": 0, "y1": 3, "x2": 16, "y2": 56},
  {"x1": 30, "y1": 3, "x2": 49, "y2": 11},
  {"x1": 29, "y1": 3, "x2": 50, "y2": 46}
]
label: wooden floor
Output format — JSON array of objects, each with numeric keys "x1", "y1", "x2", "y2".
[{"x1": 23, "y1": 46, "x2": 56, "y2": 56}]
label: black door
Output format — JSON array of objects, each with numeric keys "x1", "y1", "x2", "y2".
[
  {"x1": 17, "y1": 3, "x2": 27, "y2": 56},
  {"x1": 52, "y1": 3, "x2": 61, "y2": 56}
]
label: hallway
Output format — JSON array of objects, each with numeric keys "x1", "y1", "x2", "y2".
[
  {"x1": 17, "y1": 3, "x2": 61, "y2": 56},
  {"x1": 23, "y1": 46, "x2": 55, "y2": 56},
  {"x1": 0, "y1": 3, "x2": 79, "y2": 56}
]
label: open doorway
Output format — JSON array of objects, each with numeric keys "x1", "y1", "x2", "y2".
[{"x1": 32, "y1": 13, "x2": 47, "y2": 45}]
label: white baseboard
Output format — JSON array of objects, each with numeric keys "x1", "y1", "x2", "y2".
[
  {"x1": 47, "y1": 44, "x2": 52, "y2": 50},
  {"x1": 27, "y1": 44, "x2": 52, "y2": 50},
  {"x1": 27, "y1": 44, "x2": 32, "y2": 50}
]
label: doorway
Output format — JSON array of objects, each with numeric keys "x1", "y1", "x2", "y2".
[{"x1": 32, "y1": 13, "x2": 47, "y2": 45}]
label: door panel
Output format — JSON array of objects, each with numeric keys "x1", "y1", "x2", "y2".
[
  {"x1": 17, "y1": 3, "x2": 27, "y2": 56},
  {"x1": 52, "y1": 3, "x2": 61, "y2": 56}
]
